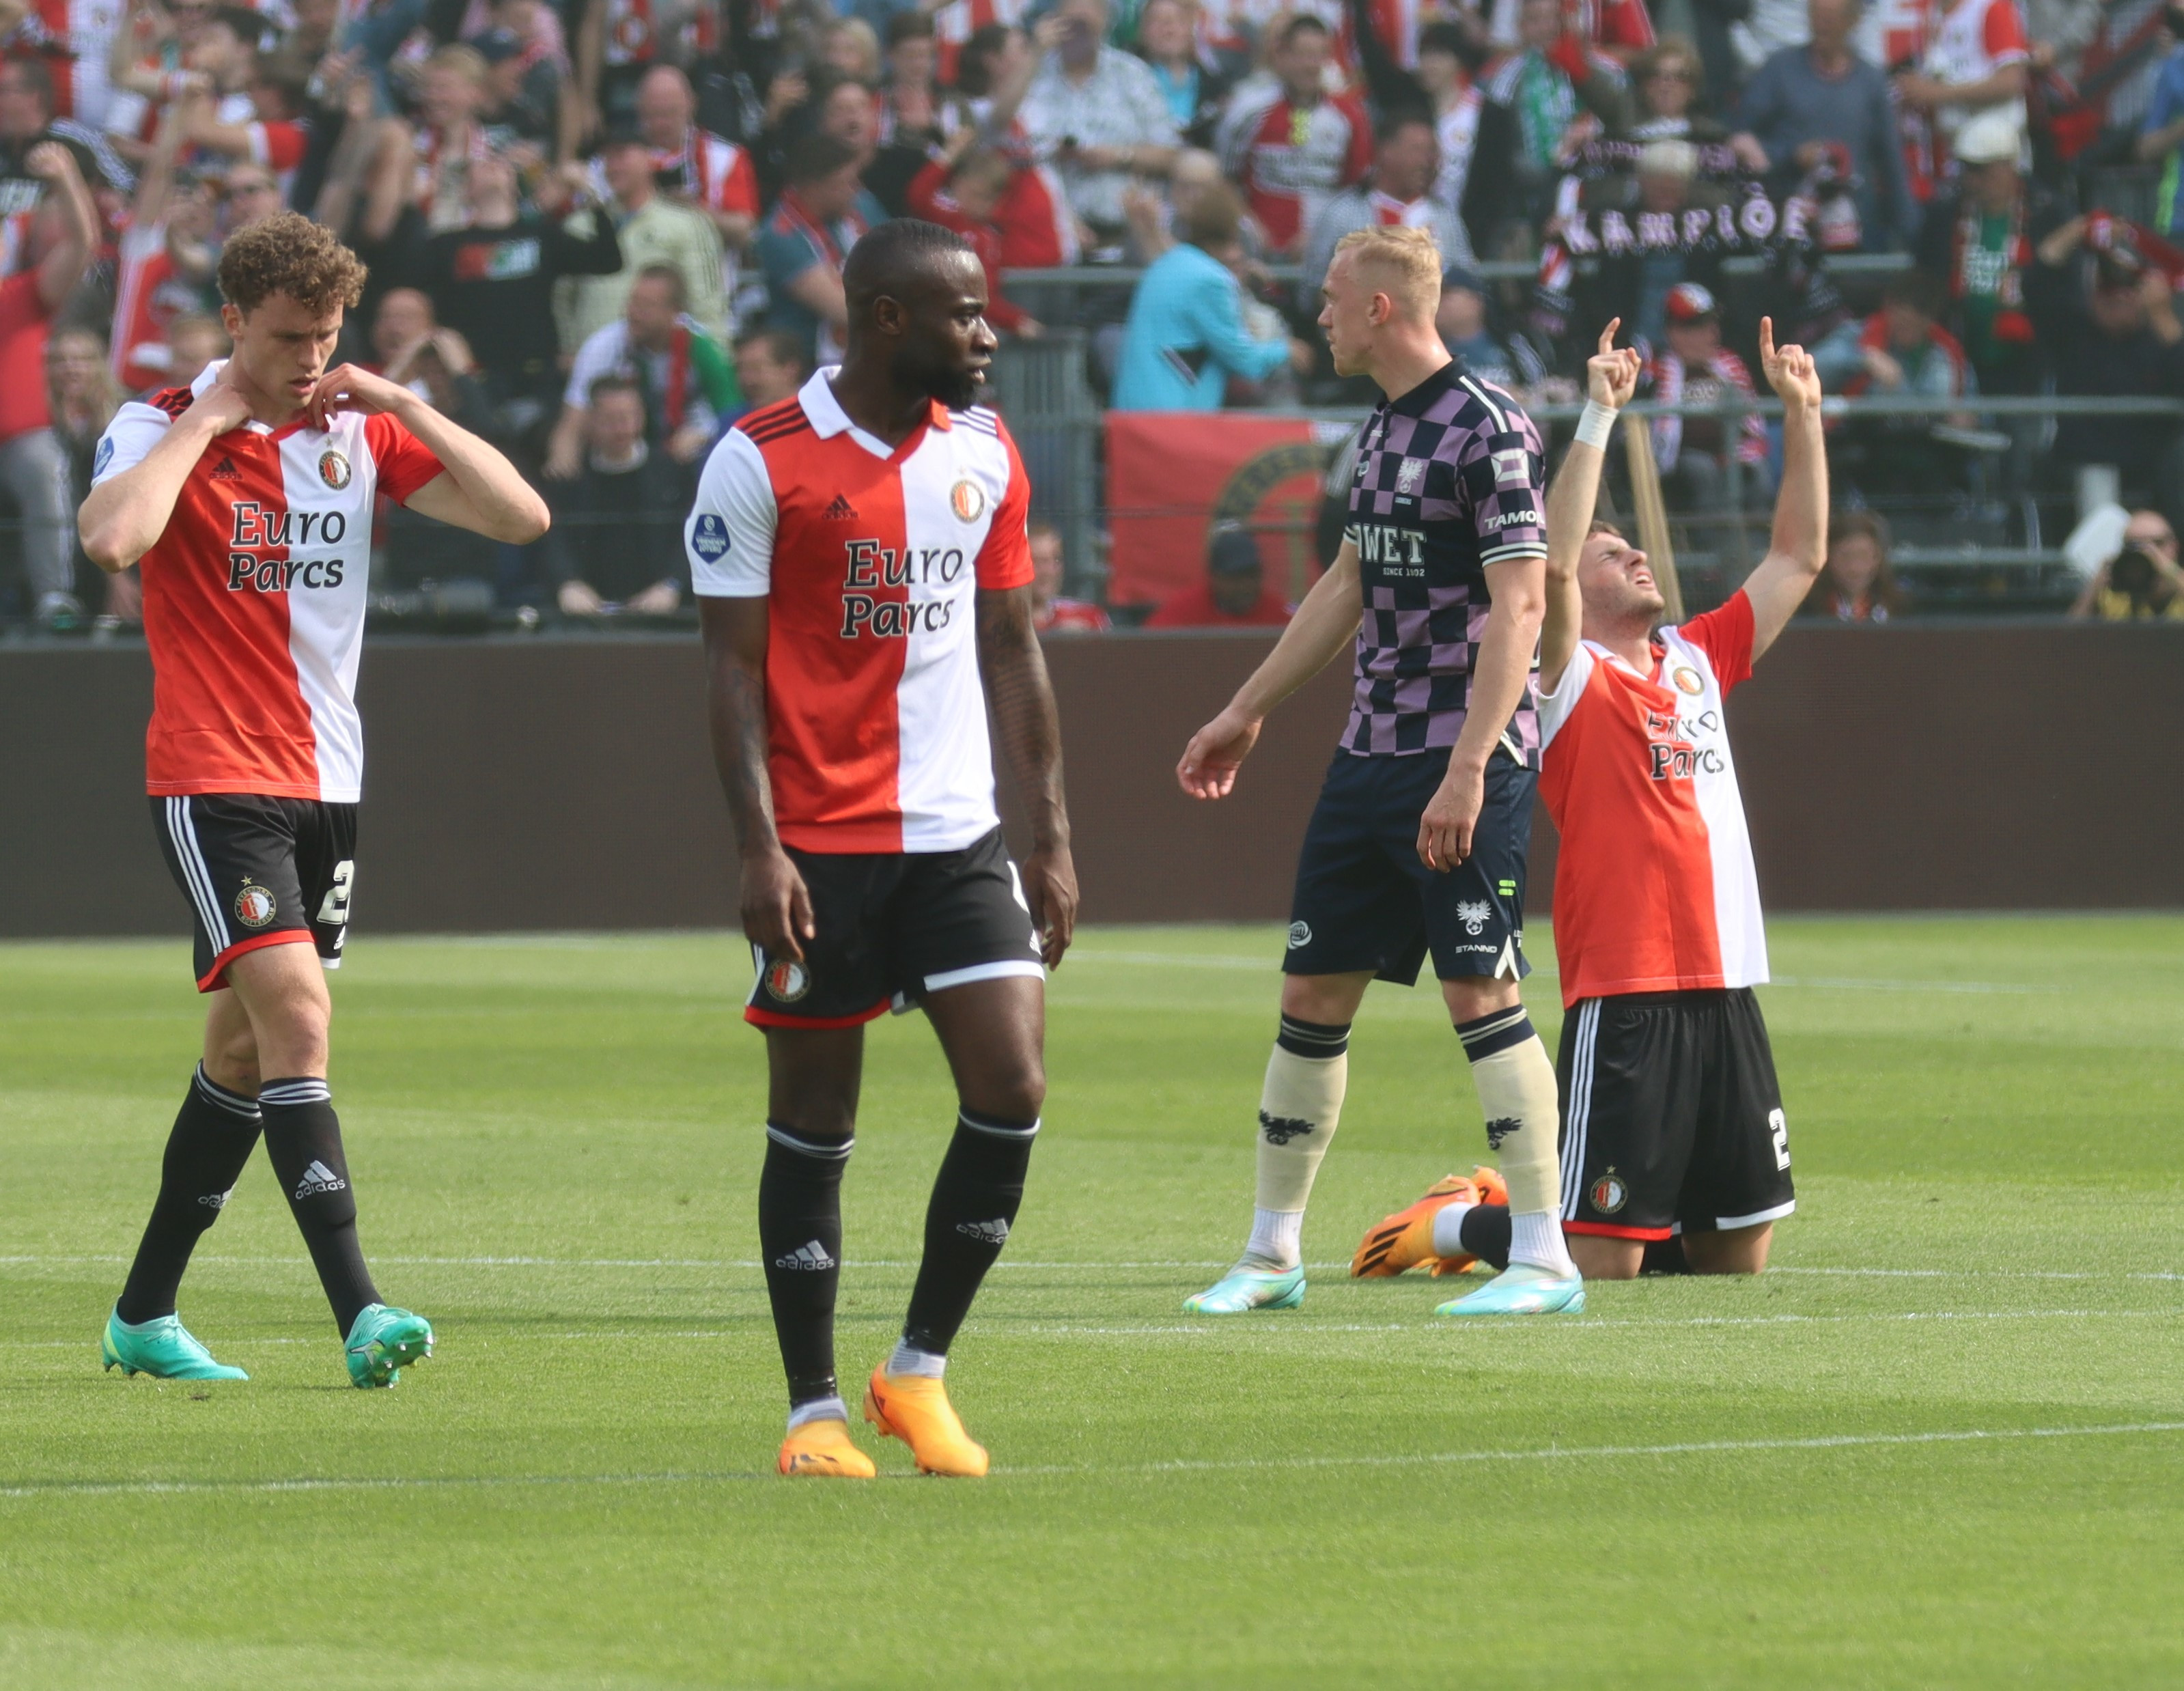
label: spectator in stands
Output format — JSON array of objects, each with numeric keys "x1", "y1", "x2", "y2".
[
  {"x1": 1914, "y1": 104, "x2": 2047, "y2": 400},
  {"x1": 1438, "y1": 263, "x2": 1546, "y2": 395},
  {"x1": 1649, "y1": 281, "x2": 1771, "y2": 540},
  {"x1": 0, "y1": 57, "x2": 115, "y2": 200},
  {"x1": 557, "y1": 125, "x2": 729, "y2": 351},
  {"x1": 163, "y1": 311, "x2": 229, "y2": 387},
  {"x1": 544, "y1": 374, "x2": 689, "y2": 618},
  {"x1": 731, "y1": 327, "x2": 809, "y2": 415},
  {"x1": 48, "y1": 324, "x2": 132, "y2": 620},
  {"x1": 756, "y1": 132, "x2": 887, "y2": 366},
  {"x1": 1804, "y1": 509, "x2": 1906, "y2": 620},
  {"x1": 362, "y1": 44, "x2": 494, "y2": 243},
  {"x1": 1815, "y1": 270, "x2": 1979, "y2": 497},
  {"x1": 1298, "y1": 113, "x2": 1471, "y2": 316},
  {"x1": 1627, "y1": 37, "x2": 1726, "y2": 141},
  {"x1": 2027, "y1": 214, "x2": 2184, "y2": 518},
  {"x1": 415, "y1": 150, "x2": 624, "y2": 451},
  {"x1": 374, "y1": 289, "x2": 492, "y2": 430},
  {"x1": 2140, "y1": 6, "x2": 2184, "y2": 238},
  {"x1": 1410, "y1": 17, "x2": 1520, "y2": 257},
  {"x1": 1487, "y1": 0, "x2": 1634, "y2": 223},
  {"x1": 1734, "y1": 0, "x2": 1916, "y2": 252},
  {"x1": 470, "y1": 27, "x2": 560, "y2": 154},
  {"x1": 865, "y1": 20, "x2": 964, "y2": 212},
  {"x1": 1134, "y1": 0, "x2": 1233, "y2": 148},
  {"x1": 1030, "y1": 520, "x2": 1110, "y2": 632},
  {"x1": 908, "y1": 141, "x2": 1041, "y2": 335},
  {"x1": 822, "y1": 18, "x2": 885, "y2": 85},
  {"x1": 0, "y1": 143, "x2": 96, "y2": 630},
  {"x1": 1146, "y1": 522, "x2": 1293, "y2": 627},
  {"x1": 2069, "y1": 505, "x2": 2184, "y2": 618},
  {"x1": 1218, "y1": 16, "x2": 1370, "y2": 260},
  {"x1": 1893, "y1": 0, "x2": 2030, "y2": 199},
  {"x1": 1021, "y1": 0, "x2": 1180, "y2": 244},
  {"x1": 636, "y1": 65, "x2": 759, "y2": 251},
  {"x1": 178, "y1": 51, "x2": 311, "y2": 193},
  {"x1": 548, "y1": 262, "x2": 737, "y2": 479},
  {"x1": 1112, "y1": 181, "x2": 1309, "y2": 410}
]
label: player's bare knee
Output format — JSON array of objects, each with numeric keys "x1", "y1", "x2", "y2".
[
  {"x1": 960, "y1": 1053, "x2": 1044, "y2": 1124},
  {"x1": 1568, "y1": 1236, "x2": 1643, "y2": 1280},
  {"x1": 1279, "y1": 972, "x2": 1371, "y2": 1026},
  {"x1": 1440, "y1": 974, "x2": 1521, "y2": 1024},
  {"x1": 1688, "y1": 1224, "x2": 1772, "y2": 1276}
]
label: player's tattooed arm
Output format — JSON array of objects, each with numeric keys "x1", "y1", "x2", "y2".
[
  {"x1": 1175, "y1": 540, "x2": 1362, "y2": 800},
  {"x1": 699, "y1": 596, "x2": 815, "y2": 963},
  {"x1": 1541, "y1": 318, "x2": 1641, "y2": 691},
  {"x1": 1742, "y1": 317, "x2": 1828, "y2": 662},
  {"x1": 977, "y1": 585, "x2": 1078, "y2": 970}
]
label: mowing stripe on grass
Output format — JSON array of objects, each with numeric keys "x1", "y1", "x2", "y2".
[
  {"x1": 1066, "y1": 951, "x2": 2043, "y2": 994},
  {"x1": 5, "y1": 1421, "x2": 2180, "y2": 1498}
]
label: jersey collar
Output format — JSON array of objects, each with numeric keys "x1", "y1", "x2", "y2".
[{"x1": 802, "y1": 366, "x2": 949, "y2": 460}]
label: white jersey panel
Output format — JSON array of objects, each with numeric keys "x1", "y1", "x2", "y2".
[
  {"x1": 685, "y1": 427, "x2": 778, "y2": 596},
  {"x1": 892, "y1": 423, "x2": 1007, "y2": 852},
  {"x1": 277, "y1": 412, "x2": 377, "y2": 804},
  {"x1": 1657, "y1": 624, "x2": 1767, "y2": 988}
]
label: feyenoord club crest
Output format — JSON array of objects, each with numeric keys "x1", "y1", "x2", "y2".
[
  {"x1": 234, "y1": 882, "x2": 279, "y2": 929},
  {"x1": 318, "y1": 447, "x2": 352, "y2": 490},
  {"x1": 1590, "y1": 1171, "x2": 1629, "y2": 1215},
  {"x1": 765, "y1": 958, "x2": 810, "y2": 1003},
  {"x1": 949, "y1": 479, "x2": 985, "y2": 522},
  {"x1": 1671, "y1": 665, "x2": 1703, "y2": 695}
]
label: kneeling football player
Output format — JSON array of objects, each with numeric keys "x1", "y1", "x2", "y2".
[
  {"x1": 690, "y1": 220, "x2": 1075, "y2": 1478},
  {"x1": 1354, "y1": 318, "x2": 1821, "y2": 1283}
]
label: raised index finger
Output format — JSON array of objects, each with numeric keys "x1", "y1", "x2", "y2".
[
  {"x1": 1597, "y1": 316, "x2": 1621, "y2": 357},
  {"x1": 1758, "y1": 315, "x2": 1777, "y2": 367}
]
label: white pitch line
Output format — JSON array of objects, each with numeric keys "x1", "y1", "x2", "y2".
[{"x1": 5, "y1": 1421, "x2": 2179, "y2": 1499}]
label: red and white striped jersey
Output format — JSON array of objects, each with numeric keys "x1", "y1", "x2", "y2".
[
  {"x1": 685, "y1": 368, "x2": 1034, "y2": 854},
  {"x1": 244, "y1": 116, "x2": 309, "y2": 199},
  {"x1": 1536, "y1": 591, "x2": 1765, "y2": 1006},
  {"x1": 110, "y1": 217, "x2": 197, "y2": 391},
  {"x1": 91, "y1": 361, "x2": 447, "y2": 802},
  {"x1": 649, "y1": 127, "x2": 758, "y2": 218},
  {"x1": 934, "y1": 0, "x2": 1026, "y2": 81},
  {"x1": 1218, "y1": 87, "x2": 1373, "y2": 252},
  {"x1": 23, "y1": 0, "x2": 123, "y2": 123}
]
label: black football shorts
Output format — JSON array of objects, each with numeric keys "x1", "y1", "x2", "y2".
[
  {"x1": 1558, "y1": 987, "x2": 1795, "y2": 1241},
  {"x1": 745, "y1": 826, "x2": 1045, "y2": 1029},
  {"x1": 1283, "y1": 744, "x2": 1532, "y2": 985},
  {"x1": 150, "y1": 794, "x2": 357, "y2": 992}
]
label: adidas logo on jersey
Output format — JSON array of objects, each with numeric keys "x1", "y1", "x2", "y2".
[
  {"x1": 210, "y1": 456, "x2": 240, "y2": 482},
  {"x1": 774, "y1": 1240, "x2": 835, "y2": 1271},
  {"x1": 956, "y1": 1218, "x2": 1010, "y2": 1245},
  {"x1": 293, "y1": 1160, "x2": 347, "y2": 1199},
  {"x1": 825, "y1": 494, "x2": 858, "y2": 520}
]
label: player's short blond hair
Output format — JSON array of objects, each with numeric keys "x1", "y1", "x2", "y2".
[
  {"x1": 1331, "y1": 224, "x2": 1441, "y2": 321},
  {"x1": 217, "y1": 210, "x2": 369, "y2": 316}
]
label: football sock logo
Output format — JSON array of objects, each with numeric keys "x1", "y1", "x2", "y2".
[
  {"x1": 292, "y1": 1160, "x2": 347, "y2": 1199},
  {"x1": 774, "y1": 1240, "x2": 836, "y2": 1271}
]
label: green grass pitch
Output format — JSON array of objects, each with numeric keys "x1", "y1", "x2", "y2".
[{"x1": 3, "y1": 917, "x2": 2181, "y2": 1688}]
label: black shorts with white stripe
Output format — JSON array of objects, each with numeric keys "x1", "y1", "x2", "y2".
[
  {"x1": 1556, "y1": 987, "x2": 1795, "y2": 1242},
  {"x1": 150, "y1": 795, "x2": 357, "y2": 992},
  {"x1": 745, "y1": 826, "x2": 1044, "y2": 1030}
]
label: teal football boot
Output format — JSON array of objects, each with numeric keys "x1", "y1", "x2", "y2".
[
  {"x1": 101, "y1": 1307, "x2": 249, "y2": 1381},
  {"x1": 1434, "y1": 1263, "x2": 1586, "y2": 1316},
  {"x1": 344, "y1": 1304, "x2": 434, "y2": 1388},
  {"x1": 1184, "y1": 1263, "x2": 1306, "y2": 1314}
]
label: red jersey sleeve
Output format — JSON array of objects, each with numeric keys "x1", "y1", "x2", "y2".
[
  {"x1": 1982, "y1": 0, "x2": 2029, "y2": 61},
  {"x1": 1339, "y1": 94, "x2": 1374, "y2": 186},
  {"x1": 247, "y1": 120, "x2": 309, "y2": 170},
  {"x1": 906, "y1": 158, "x2": 955, "y2": 225},
  {"x1": 1597, "y1": 0, "x2": 1656, "y2": 49},
  {"x1": 977, "y1": 425, "x2": 1034, "y2": 589},
  {"x1": 364, "y1": 411, "x2": 447, "y2": 504},
  {"x1": 721, "y1": 144, "x2": 759, "y2": 216},
  {"x1": 1678, "y1": 588, "x2": 1756, "y2": 693}
]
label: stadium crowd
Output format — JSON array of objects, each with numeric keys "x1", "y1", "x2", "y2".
[{"x1": 1, "y1": 0, "x2": 2181, "y2": 632}]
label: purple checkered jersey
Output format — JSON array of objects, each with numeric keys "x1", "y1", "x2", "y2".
[{"x1": 1339, "y1": 362, "x2": 1548, "y2": 761}]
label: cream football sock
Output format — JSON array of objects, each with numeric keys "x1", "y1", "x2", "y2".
[
  {"x1": 1240, "y1": 1016, "x2": 1349, "y2": 1271},
  {"x1": 1455, "y1": 1005, "x2": 1578, "y2": 1277}
]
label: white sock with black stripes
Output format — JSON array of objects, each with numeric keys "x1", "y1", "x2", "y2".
[{"x1": 1456, "y1": 1004, "x2": 1577, "y2": 1278}]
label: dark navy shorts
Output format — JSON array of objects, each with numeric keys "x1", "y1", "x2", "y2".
[{"x1": 1283, "y1": 746, "x2": 1533, "y2": 986}]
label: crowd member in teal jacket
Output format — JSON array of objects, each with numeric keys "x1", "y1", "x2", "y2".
[{"x1": 1113, "y1": 184, "x2": 1304, "y2": 410}]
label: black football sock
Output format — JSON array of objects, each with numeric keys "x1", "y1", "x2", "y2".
[
  {"x1": 898, "y1": 1108, "x2": 1039, "y2": 1362},
  {"x1": 1457, "y1": 1202, "x2": 1513, "y2": 1272},
  {"x1": 257, "y1": 1078, "x2": 379, "y2": 1336},
  {"x1": 115, "y1": 1065, "x2": 264, "y2": 1325},
  {"x1": 1641, "y1": 1235, "x2": 1693, "y2": 1275},
  {"x1": 757, "y1": 1123, "x2": 852, "y2": 1411}
]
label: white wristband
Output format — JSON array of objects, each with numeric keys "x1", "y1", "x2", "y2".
[{"x1": 1575, "y1": 401, "x2": 1616, "y2": 451}]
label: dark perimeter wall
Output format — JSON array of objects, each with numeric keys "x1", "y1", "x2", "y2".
[{"x1": 6, "y1": 624, "x2": 2181, "y2": 938}]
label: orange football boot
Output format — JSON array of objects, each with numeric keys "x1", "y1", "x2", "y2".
[
  {"x1": 1427, "y1": 1165, "x2": 1512, "y2": 1275},
  {"x1": 863, "y1": 1367, "x2": 989, "y2": 1477},
  {"x1": 778, "y1": 1417, "x2": 877, "y2": 1479},
  {"x1": 1350, "y1": 1173, "x2": 1480, "y2": 1277}
]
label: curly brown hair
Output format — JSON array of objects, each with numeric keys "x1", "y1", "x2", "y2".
[{"x1": 216, "y1": 211, "x2": 368, "y2": 316}]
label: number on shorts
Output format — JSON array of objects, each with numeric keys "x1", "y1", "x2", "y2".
[
  {"x1": 1769, "y1": 1108, "x2": 1790, "y2": 1171},
  {"x1": 318, "y1": 860, "x2": 355, "y2": 926}
]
